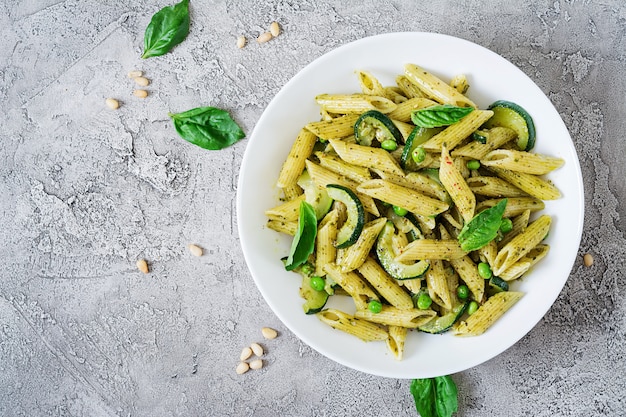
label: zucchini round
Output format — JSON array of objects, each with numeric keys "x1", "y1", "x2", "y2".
[
  {"x1": 376, "y1": 221, "x2": 430, "y2": 280},
  {"x1": 326, "y1": 184, "x2": 364, "y2": 249},
  {"x1": 418, "y1": 302, "x2": 468, "y2": 334},
  {"x1": 483, "y1": 100, "x2": 536, "y2": 151},
  {"x1": 299, "y1": 275, "x2": 329, "y2": 314},
  {"x1": 489, "y1": 276, "x2": 509, "y2": 293},
  {"x1": 400, "y1": 126, "x2": 442, "y2": 171},
  {"x1": 297, "y1": 170, "x2": 333, "y2": 220},
  {"x1": 354, "y1": 110, "x2": 402, "y2": 147}
]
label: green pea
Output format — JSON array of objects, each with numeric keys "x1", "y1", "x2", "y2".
[
  {"x1": 412, "y1": 146, "x2": 426, "y2": 164},
  {"x1": 393, "y1": 205, "x2": 408, "y2": 216},
  {"x1": 381, "y1": 139, "x2": 398, "y2": 151},
  {"x1": 477, "y1": 262, "x2": 492, "y2": 279},
  {"x1": 300, "y1": 263, "x2": 314, "y2": 276},
  {"x1": 417, "y1": 293, "x2": 432, "y2": 310},
  {"x1": 467, "y1": 301, "x2": 479, "y2": 315},
  {"x1": 499, "y1": 218, "x2": 513, "y2": 233},
  {"x1": 368, "y1": 300, "x2": 383, "y2": 314},
  {"x1": 457, "y1": 284, "x2": 469, "y2": 300},
  {"x1": 310, "y1": 276, "x2": 325, "y2": 292},
  {"x1": 467, "y1": 160, "x2": 480, "y2": 170}
]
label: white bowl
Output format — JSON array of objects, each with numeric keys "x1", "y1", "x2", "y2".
[{"x1": 237, "y1": 32, "x2": 584, "y2": 379}]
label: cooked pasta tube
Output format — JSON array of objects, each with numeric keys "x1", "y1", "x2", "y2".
[
  {"x1": 476, "y1": 197, "x2": 544, "y2": 218},
  {"x1": 439, "y1": 146, "x2": 475, "y2": 224},
  {"x1": 324, "y1": 263, "x2": 379, "y2": 310},
  {"x1": 499, "y1": 244, "x2": 549, "y2": 281},
  {"x1": 357, "y1": 179, "x2": 449, "y2": 218},
  {"x1": 425, "y1": 259, "x2": 453, "y2": 310},
  {"x1": 358, "y1": 257, "x2": 414, "y2": 310},
  {"x1": 387, "y1": 97, "x2": 438, "y2": 122},
  {"x1": 317, "y1": 309, "x2": 388, "y2": 341},
  {"x1": 454, "y1": 292, "x2": 524, "y2": 336},
  {"x1": 492, "y1": 215, "x2": 551, "y2": 276},
  {"x1": 328, "y1": 139, "x2": 404, "y2": 176},
  {"x1": 481, "y1": 149, "x2": 565, "y2": 175},
  {"x1": 338, "y1": 218, "x2": 387, "y2": 272},
  {"x1": 266, "y1": 219, "x2": 298, "y2": 236},
  {"x1": 386, "y1": 325, "x2": 408, "y2": 360},
  {"x1": 265, "y1": 194, "x2": 306, "y2": 221},
  {"x1": 315, "y1": 151, "x2": 372, "y2": 184},
  {"x1": 404, "y1": 64, "x2": 477, "y2": 107},
  {"x1": 489, "y1": 167, "x2": 561, "y2": 200},
  {"x1": 305, "y1": 114, "x2": 359, "y2": 140},
  {"x1": 315, "y1": 93, "x2": 397, "y2": 114},
  {"x1": 451, "y1": 127, "x2": 516, "y2": 159},
  {"x1": 355, "y1": 305, "x2": 436, "y2": 328},
  {"x1": 315, "y1": 210, "x2": 339, "y2": 277},
  {"x1": 276, "y1": 128, "x2": 318, "y2": 188},
  {"x1": 467, "y1": 176, "x2": 529, "y2": 198},
  {"x1": 395, "y1": 239, "x2": 467, "y2": 262},
  {"x1": 420, "y1": 110, "x2": 494, "y2": 152}
]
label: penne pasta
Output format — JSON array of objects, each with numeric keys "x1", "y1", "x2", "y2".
[
  {"x1": 276, "y1": 128, "x2": 318, "y2": 188},
  {"x1": 329, "y1": 139, "x2": 404, "y2": 176},
  {"x1": 420, "y1": 110, "x2": 494, "y2": 152},
  {"x1": 489, "y1": 167, "x2": 561, "y2": 200},
  {"x1": 492, "y1": 215, "x2": 551, "y2": 276},
  {"x1": 305, "y1": 114, "x2": 360, "y2": 140},
  {"x1": 358, "y1": 256, "x2": 415, "y2": 310},
  {"x1": 355, "y1": 305, "x2": 436, "y2": 328},
  {"x1": 404, "y1": 64, "x2": 477, "y2": 108},
  {"x1": 338, "y1": 218, "x2": 387, "y2": 272},
  {"x1": 395, "y1": 239, "x2": 467, "y2": 263},
  {"x1": 317, "y1": 309, "x2": 388, "y2": 341},
  {"x1": 481, "y1": 149, "x2": 565, "y2": 175},
  {"x1": 324, "y1": 263, "x2": 380, "y2": 310},
  {"x1": 315, "y1": 210, "x2": 339, "y2": 277},
  {"x1": 455, "y1": 292, "x2": 524, "y2": 336},
  {"x1": 439, "y1": 146, "x2": 475, "y2": 224},
  {"x1": 315, "y1": 93, "x2": 397, "y2": 114},
  {"x1": 386, "y1": 325, "x2": 408, "y2": 360},
  {"x1": 357, "y1": 179, "x2": 449, "y2": 218}
]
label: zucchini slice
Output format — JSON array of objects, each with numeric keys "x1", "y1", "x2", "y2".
[
  {"x1": 297, "y1": 170, "x2": 333, "y2": 220},
  {"x1": 376, "y1": 221, "x2": 430, "y2": 280},
  {"x1": 488, "y1": 276, "x2": 509, "y2": 294},
  {"x1": 418, "y1": 302, "x2": 468, "y2": 334},
  {"x1": 400, "y1": 126, "x2": 443, "y2": 171},
  {"x1": 326, "y1": 184, "x2": 364, "y2": 249},
  {"x1": 299, "y1": 275, "x2": 329, "y2": 314},
  {"x1": 354, "y1": 110, "x2": 403, "y2": 147},
  {"x1": 483, "y1": 100, "x2": 536, "y2": 151}
]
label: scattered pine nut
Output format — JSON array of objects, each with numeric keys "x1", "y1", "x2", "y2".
[
  {"x1": 261, "y1": 327, "x2": 278, "y2": 340},
  {"x1": 134, "y1": 76, "x2": 150, "y2": 87},
  {"x1": 583, "y1": 253, "x2": 594, "y2": 267},
  {"x1": 188, "y1": 244, "x2": 203, "y2": 257},
  {"x1": 257, "y1": 32, "x2": 272, "y2": 44},
  {"x1": 270, "y1": 21, "x2": 280, "y2": 37},
  {"x1": 236, "y1": 362, "x2": 250, "y2": 375},
  {"x1": 250, "y1": 342, "x2": 264, "y2": 357},
  {"x1": 136, "y1": 259, "x2": 149, "y2": 274},
  {"x1": 240, "y1": 347, "x2": 253, "y2": 361},
  {"x1": 133, "y1": 89, "x2": 148, "y2": 98},
  {"x1": 236, "y1": 35, "x2": 246, "y2": 49},
  {"x1": 249, "y1": 359, "x2": 263, "y2": 370},
  {"x1": 105, "y1": 98, "x2": 120, "y2": 110},
  {"x1": 128, "y1": 70, "x2": 143, "y2": 78}
]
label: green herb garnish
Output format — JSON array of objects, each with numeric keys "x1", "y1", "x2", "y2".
[
  {"x1": 169, "y1": 106, "x2": 245, "y2": 150},
  {"x1": 458, "y1": 198, "x2": 508, "y2": 252},
  {"x1": 142, "y1": 0, "x2": 190, "y2": 59},
  {"x1": 411, "y1": 105, "x2": 474, "y2": 128},
  {"x1": 285, "y1": 201, "x2": 317, "y2": 271},
  {"x1": 411, "y1": 376, "x2": 458, "y2": 417}
]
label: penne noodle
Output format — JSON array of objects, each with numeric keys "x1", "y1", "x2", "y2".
[
  {"x1": 439, "y1": 146, "x2": 475, "y2": 224},
  {"x1": 492, "y1": 215, "x2": 551, "y2": 276},
  {"x1": 358, "y1": 256, "x2": 415, "y2": 310},
  {"x1": 276, "y1": 128, "x2": 318, "y2": 188},
  {"x1": 355, "y1": 305, "x2": 436, "y2": 328},
  {"x1": 489, "y1": 167, "x2": 561, "y2": 200},
  {"x1": 420, "y1": 110, "x2": 494, "y2": 152},
  {"x1": 404, "y1": 64, "x2": 477, "y2": 108},
  {"x1": 305, "y1": 114, "x2": 360, "y2": 140},
  {"x1": 481, "y1": 149, "x2": 565, "y2": 175},
  {"x1": 315, "y1": 93, "x2": 397, "y2": 114},
  {"x1": 357, "y1": 179, "x2": 449, "y2": 218},
  {"x1": 329, "y1": 139, "x2": 404, "y2": 176},
  {"x1": 454, "y1": 292, "x2": 524, "y2": 336},
  {"x1": 317, "y1": 309, "x2": 388, "y2": 341},
  {"x1": 395, "y1": 239, "x2": 467, "y2": 262}
]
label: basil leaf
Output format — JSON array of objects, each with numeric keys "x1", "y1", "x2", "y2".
[
  {"x1": 434, "y1": 376, "x2": 458, "y2": 417},
  {"x1": 285, "y1": 201, "x2": 317, "y2": 271},
  {"x1": 458, "y1": 198, "x2": 508, "y2": 252},
  {"x1": 142, "y1": 0, "x2": 190, "y2": 59},
  {"x1": 410, "y1": 378, "x2": 437, "y2": 417},
  {"x1": 169, "y1": 107, "x2": 245, "y2": 150},
  {"x1": 411, "y1": 105, "x2": 474, "y2": 128}
]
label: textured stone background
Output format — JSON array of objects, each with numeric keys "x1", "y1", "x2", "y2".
[{"x1": 1, "y1": 1, "x2": 625, "y2": 416}]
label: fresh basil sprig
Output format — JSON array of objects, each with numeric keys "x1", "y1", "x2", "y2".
[
  {"x1": 411, "y1": 105, "x2": 474, "y2": 128},
  {"x1": 410, "y1": 376, "x2": 458, "y2": 417},
  {"x1": 142, "y1": 0, "x2": 190, "y2": 59},
  {"x1": 168, "y1": 106, "x2": 245, "y2": 150},
  {"x1": 285, "y1": 201, "x2": 318, "y2": 271},
  {"x1": 458, "y1": 198, "x2": 508, "y2": 252}
]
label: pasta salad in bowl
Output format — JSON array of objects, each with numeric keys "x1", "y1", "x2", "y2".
[{"x1": 237, "y1": 32, "x2": 583, "y2": 378}]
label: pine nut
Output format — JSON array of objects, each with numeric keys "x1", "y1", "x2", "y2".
[
  {"x1": 136, "y1": 259, "x2": 149, "y2": 274},
  {"x1": 236, "y1": 35, "x2": 246, "y2": 49},
  {"x1": 249, "y1": 359, "x2": 263, "y2": 370},
  {"x1": 134, "y1": 76, "x2": 150, "y2": 87},
  {"x1": 240, "y1": 347, "x2": 252, "y2": 361},
  {"x1": 257, "y1": 32, "x2": 272, "y2": 44},
  {"x1": 105, "y1": 98, "x2": 120, "y2": 110},
  {"x1": 235, "y1": 362, "x2": 249, "y2": 375},
  {"x1": 128, "y1": 70, "x2": 143, "y2": 78},
  {"x1": 583, "y1": 253, "x2": 594, "y2": 267},
  {"x1": 261, "y1": 327, "x2": 278, "y2": 340},
  {"x1": 133, "y1": 89, "x2": 148, "y2": 98},
  {"x1": 270, "y1": 21, "x2": 280, "y2": 37},
  {"x1": 250, "y1": 342, "x2": 264, "y2": 357},
  {"x1": 188, "y1": 244, "x2": 203, "y2": 257}
]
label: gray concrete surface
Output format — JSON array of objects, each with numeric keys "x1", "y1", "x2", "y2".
[{"x1": 1, "y1": 1, "x2": 625, "y2": 416}]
